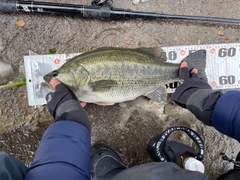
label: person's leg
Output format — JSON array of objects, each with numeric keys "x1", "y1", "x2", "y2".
[
  {"x1": 0, "y1": 152, "x2": 28, "y2": 180},
  {"x1": 91, "y1": 144, "x2": 127, "y2": 180}
]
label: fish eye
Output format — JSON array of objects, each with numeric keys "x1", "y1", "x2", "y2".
[{"x1": 52, "y1": 70, "x2": 58, "y2": 77}]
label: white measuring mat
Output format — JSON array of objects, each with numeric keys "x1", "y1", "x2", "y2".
[
  {"x1": 162, "y1": 43, "x2": 240, "y2": 93},
  {"x1": 24, "y1": 43, "x2": 240, "y2": 106}
]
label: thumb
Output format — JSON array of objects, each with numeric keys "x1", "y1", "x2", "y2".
[
  {"x1": 50, "y1": 79, "x2": 61, "y2": 89},
  {"x1": 179, "y1": 61, "x2": 189, "y2": 80},
  {"x1": 190, "y1": 68, "x2": 198, "y2": 78}
]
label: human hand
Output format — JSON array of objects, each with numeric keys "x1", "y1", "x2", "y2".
[
  {"x1": 49, "y1": 79, "x2": 87, "y2": 108},
  {"x1": 172, "y1": 61, "x2": 212, "y2": 108},
  {"x1": 45, "y1": 79, "x2": 91, "y2": 132},
  {"x1": 45, "y1": 79, "x2": 79, "y2": 119}
]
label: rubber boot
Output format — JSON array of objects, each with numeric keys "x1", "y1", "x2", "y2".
[{"x1": 91, "y1": 144, "x2": 127, "y2": 180}]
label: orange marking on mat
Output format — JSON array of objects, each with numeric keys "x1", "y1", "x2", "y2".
[
  {"x1": 210, "y1": 48, "x2": 216, "y2": 54},
  {"x1": 180, "y1": 50, "x2": 186, "y2": 56},
  {"x1": 54, "y1": 58, "x2": 60, "y2": 64},
  {"x1": 211, "y1": 81, "x2": 216, "y2": 87}
]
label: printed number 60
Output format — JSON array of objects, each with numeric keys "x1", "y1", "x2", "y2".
[
  {"x1": 219, "y1": 75, "x2": 235, "y2": 85},
  {"x1": 218, "y1": 48, "x2": 236, "y2": 57}
]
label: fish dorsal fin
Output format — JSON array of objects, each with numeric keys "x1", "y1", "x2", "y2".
[
  {"x1": 145, "y1": 85, "x2": 167, "y2": 103},
  {"x1": 135, "y1": 47, "x2": 166, "y2": 62},
  {"x1": 89, "y1": 80, "x2": 117, "y2": 93},
  {"x1": 90, "y1": 47, "x2": 162, "y2": 57},
  {"x1": 136, "y1": 47, "x2": 162, "y2": 57},
  {"x1": 83, "y1": 47, "x2": 165, "y2": 62}
]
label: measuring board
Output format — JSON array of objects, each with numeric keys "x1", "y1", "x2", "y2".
[{"x1": 24, "y1": 43, "x2": 240, "y2": 106}]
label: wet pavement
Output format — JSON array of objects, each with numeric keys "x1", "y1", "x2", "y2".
[{"x1": 0, "y1": 0, "x2": 240, "y2": 179}]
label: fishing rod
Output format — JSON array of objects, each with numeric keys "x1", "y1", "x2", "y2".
[{"x1": 0, "y1": 0, "x2": 240, "y2": 24}]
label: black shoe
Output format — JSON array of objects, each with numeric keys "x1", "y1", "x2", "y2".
[
  {"x1": 91, "y1": 144, "x2": 127, "y2": 180},
  {"x1": 234, "y1": 151, "x2": 240, "y2": 169}
]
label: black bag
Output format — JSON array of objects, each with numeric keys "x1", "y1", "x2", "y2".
[{"x1": 147, "y1": 126, "x2": 204, "y2": 164}]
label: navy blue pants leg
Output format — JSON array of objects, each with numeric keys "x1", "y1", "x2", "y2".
[{"x1": 0, "y1": 152, "x2": 28, "y2": 180}]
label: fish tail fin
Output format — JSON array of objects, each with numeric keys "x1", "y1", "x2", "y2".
[
  {"x1": 145, "y1": 85, "x2": 168, "y2": 103},
  {"x1": 182, "y1": 50, "x2": 207, "y2": 79}
]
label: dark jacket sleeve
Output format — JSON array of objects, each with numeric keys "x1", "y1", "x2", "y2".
[
  {"x1": 24, "y1": 120, "x2": 91, "y2": 180},
  {"x1": 212, "y1": 90, "x2": 240, "y2": 142}
]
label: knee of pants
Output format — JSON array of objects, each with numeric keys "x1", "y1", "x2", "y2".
[{"x1": 0, "y1": 152, "x2": 12, "y2": 161}]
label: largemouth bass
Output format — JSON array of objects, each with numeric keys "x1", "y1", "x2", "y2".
[{"x1": 44, "y1": 47, "x2": 206, "y2": 105}]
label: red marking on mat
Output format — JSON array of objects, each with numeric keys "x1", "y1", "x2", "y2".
[
  {"x1": 211, "y1": 81, "x2": 216, "y2": 87},
  {"x1": 180, "y1": 50, "x2": 186, "y2": 56},
  {"x1": 54, "y1": 58, "x2": 60, "y2": 64},
  {"x1": 210, "y1": 48, "x2": 216, "y2": 54}
]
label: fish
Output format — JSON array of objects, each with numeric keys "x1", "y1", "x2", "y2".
[{"x1": 43, "y1": 47, "x2": 206, "y2": 105}]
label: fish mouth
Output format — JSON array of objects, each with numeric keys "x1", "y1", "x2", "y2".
[
  {"x1": 41, "y1": 81, "x2": 54, "y2": 91},
  {"x1": 43, "y1": 70, "x2": 79, "y2": 93},
  {"x1": 43, "y1": 73, "x2": 52, "y2": 84},
  {"x1": 41, "y1": 75, "x2": 54, "y2": 92},
  {"x1": 43, "y1": 73, "x2": 57, "y2": 91}
]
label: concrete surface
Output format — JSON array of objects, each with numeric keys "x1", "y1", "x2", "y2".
[{"x1": 0, "y1": 0, "x2": 240, "y2": 179}]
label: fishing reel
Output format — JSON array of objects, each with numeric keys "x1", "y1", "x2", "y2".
[
  {"x1": 147, "y1": 126, "x2": 205, "y2": 173},
  {"x1": 92, "y1": 0, "x2": 113, "y2": 7}
]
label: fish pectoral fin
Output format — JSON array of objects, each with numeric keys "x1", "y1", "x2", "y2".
[
  {"x1": 145, "y1": 85, "x2": 167, "y2": 103},
  {"x1": 89, "y1": 80, "x2": 117, "y2": 93}
]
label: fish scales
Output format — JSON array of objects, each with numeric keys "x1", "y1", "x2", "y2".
[{"x1": 81, "y1": 52, "x2": 178, "y2": 95}]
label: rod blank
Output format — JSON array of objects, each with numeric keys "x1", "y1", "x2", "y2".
[{"x1": 0, "y1": 0, "x2": 240, "y2": 24}]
